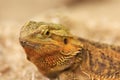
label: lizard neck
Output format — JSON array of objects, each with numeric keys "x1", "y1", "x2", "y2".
[{"x1": 79, "y1": 38, "x2": 120, "y2": 79}]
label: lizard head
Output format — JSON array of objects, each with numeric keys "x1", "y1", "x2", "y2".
[{"x1": 19, "y1": 21, "x2": 83, "y2": 79}]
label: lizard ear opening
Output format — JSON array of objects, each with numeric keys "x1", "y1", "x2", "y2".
[{"x1": 64, "y1": 38, "x2": 68, "y2": 44}]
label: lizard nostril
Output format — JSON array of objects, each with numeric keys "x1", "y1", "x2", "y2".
[
  {"x1": 20, "y1": 40, "x2": 27, "y2": 47},
  {"x1": 20, "y1": 40, "x2": 25, "y2": 44}
]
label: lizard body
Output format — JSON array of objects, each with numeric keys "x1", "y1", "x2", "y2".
[{"x1": 19, "y1": 21, "x2": 120, "y2": 80}]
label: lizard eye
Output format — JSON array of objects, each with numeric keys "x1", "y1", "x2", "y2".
[
  {"x1": 63, "y1": 38, "x2": 68, "y2": 44},
  {"x1": 44, "y1": 30, "x2": 51, "y2": 37},
  {"x1": 45, "y1": 31, "x2": 50, "y2": 35}
]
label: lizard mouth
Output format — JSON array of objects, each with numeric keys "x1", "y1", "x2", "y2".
[{"x1": 19, "y1": 39, "x2": 40, "y2": 48}]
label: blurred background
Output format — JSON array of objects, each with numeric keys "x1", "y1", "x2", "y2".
[{"x1": 0, "y1": 0, "x2": 120, "y2": 80}]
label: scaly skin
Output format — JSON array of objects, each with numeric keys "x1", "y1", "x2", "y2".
[{"x1": 19, "y1": 21, "x2": 120, "y2": 80}]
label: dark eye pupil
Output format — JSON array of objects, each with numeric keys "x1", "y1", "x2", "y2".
[
  {"x1": 46, "y1": 31, "x2": 50, "y2": 35},
  {"x1": 64, "y1": 38, "x2": 68, "y2": 44}
]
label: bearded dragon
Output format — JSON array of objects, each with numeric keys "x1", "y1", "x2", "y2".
[{"x1": 19, "y1": 21, "x2": 120, "y2": 80}]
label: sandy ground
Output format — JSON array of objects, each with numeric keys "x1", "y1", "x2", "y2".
[{"x1": 0, "y1": 0, "x2": 120, "y2": 80}]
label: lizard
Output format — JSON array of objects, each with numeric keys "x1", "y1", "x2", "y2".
[{"x1": 19, "y1": 21, "x2": 120, "y2": 80}]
